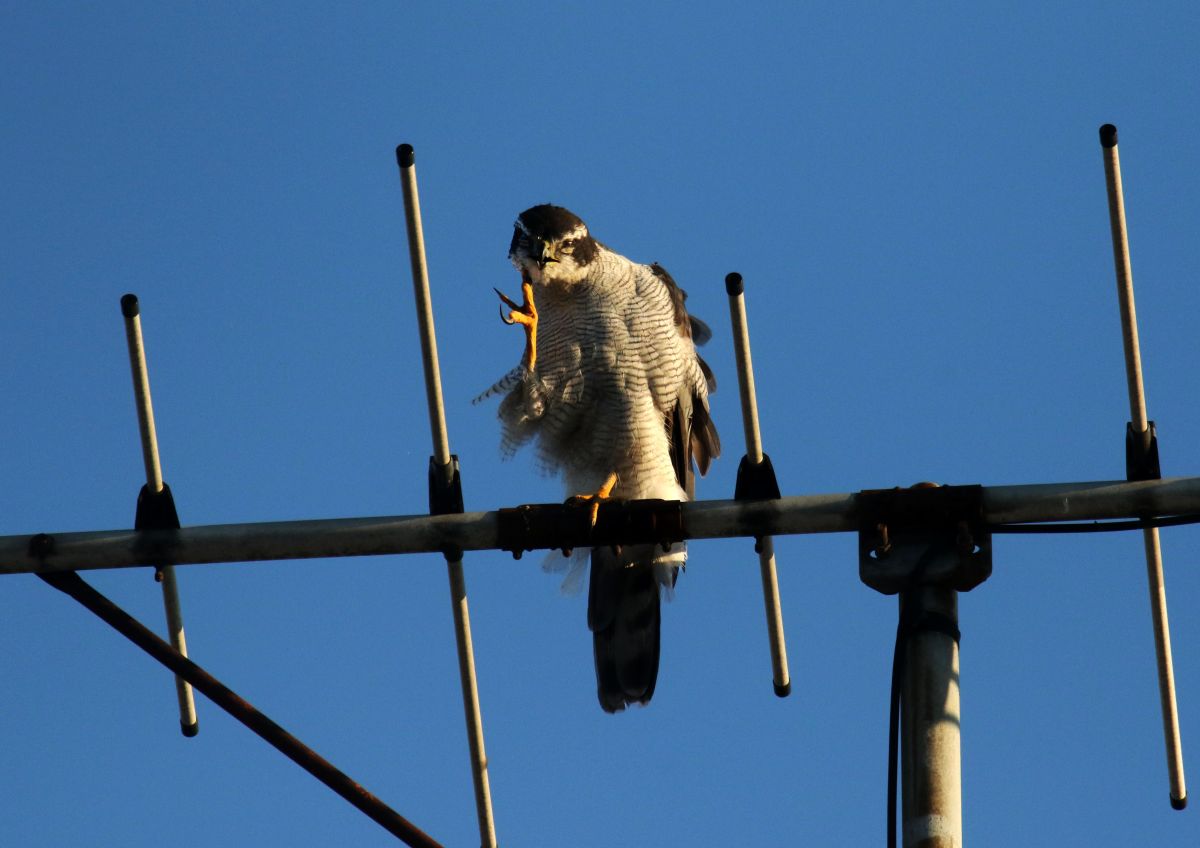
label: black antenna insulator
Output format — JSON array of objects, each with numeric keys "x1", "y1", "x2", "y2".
[
  {"x1": 135, "y1": 483, "x2": 182, "y2": 532},
  {"x1": 734, "y1": 453, "x2": 782, "y2": 501},
  {"x1": 1125, "y1": 421, "x2": 1162, "y2": 482}
]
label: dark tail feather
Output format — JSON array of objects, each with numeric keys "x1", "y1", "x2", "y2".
[{"x1": 588, "y1": 548, "x2": 662, "y2": 713}]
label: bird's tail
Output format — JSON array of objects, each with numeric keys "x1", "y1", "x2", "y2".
[{"x1": 588, "y1": 545, "x2": 678, "y2": 713}]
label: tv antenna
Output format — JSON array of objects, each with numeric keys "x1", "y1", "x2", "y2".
[{"x1": 2, "y1": 125, "x2": 1189, "y2": 846}]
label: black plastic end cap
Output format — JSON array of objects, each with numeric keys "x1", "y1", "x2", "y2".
[
  {"x1": 773, "y1": 680, "x2": 791, "y2": 698},
  {"x1": 396, "y1": 143, "x2": 415, "y2": 168},
  {"x1": 180, "y1": 720, "x2": 200, "y2": 738},
  {"x1": 1170, "y1": 793, "x2": 1187, "y2": 811},
  {"x1": 725, "y1": 272, "x2": 744, "y2": 296},
  {"x1": 1099, "y1": 124, "x2": 1118, "y2": 148},
  {"x1": 120, "y1": 293, "x2": 140, "y2": 317}
]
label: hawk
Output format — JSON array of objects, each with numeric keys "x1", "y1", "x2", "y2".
[{"x1": 477, "y1": 204, "x2": 719, "y2": 712}]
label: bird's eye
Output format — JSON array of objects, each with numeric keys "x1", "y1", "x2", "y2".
[{"x1": 560, "y1": 240, "x2": 575, "y2": 254}]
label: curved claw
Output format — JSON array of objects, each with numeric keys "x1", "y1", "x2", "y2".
[
  {"x1": 494, "y1": 280, "x2": 538, "y2": 370},
  {"x1": 495, "y1": 287, "x2": 518, "y2": 324},
  {"x1": 494, "y1": 286, "x2": 522, "y2": 310},
  {"x1": 568, "y1": 472, "x2": 620, "y2": 528}
]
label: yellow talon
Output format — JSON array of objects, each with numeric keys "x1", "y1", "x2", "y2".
[
  {"x1": 569, "y1": 471, "x2": 619, "y2": 528},
  {"x1": 494, "y1": 275, "x2": 538, "y2": 371}
]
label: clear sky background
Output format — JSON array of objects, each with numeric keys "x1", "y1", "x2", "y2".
[{"x1": 3, "y1": 3, "x2": 1199, "y2": 846}]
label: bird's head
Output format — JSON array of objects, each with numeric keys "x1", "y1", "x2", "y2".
[{"x1": 509, "y1": 204, "x2": 599, "y2": 287}]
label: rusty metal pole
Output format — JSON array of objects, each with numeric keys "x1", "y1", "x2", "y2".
[
  {"x1": 38, "y1": 569, "x2": 444, "y2": 848},
  {"x1": 899, "y1": 586, "x2": 962, "y2": 848}
]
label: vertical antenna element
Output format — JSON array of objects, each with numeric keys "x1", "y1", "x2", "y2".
[
  {"x1": 396, "y1": 144, "x2": 452, "y2": 465},
  {"x1": 1099, "y1": 123, "x2": 1187, "y2": 810},
  {"x1": 1100, "y1": 124, "x2": 1150, "y2": 432},
  {"x1": 120, "y1": 294, "x2": 199, "y2": 737},
  {"x1": 725, "y1": 273, "x2": 791, "y2": 697},
  {"x1": 396, "y1": 144, "x2": 499, "y2": 846}
]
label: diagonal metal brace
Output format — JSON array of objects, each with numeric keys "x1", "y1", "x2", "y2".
[{"x1": 37, "y1": 569, "x2": 444, "y2": 848}]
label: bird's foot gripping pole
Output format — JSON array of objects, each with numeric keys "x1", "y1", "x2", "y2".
[
  {"x1": 567, "y1": 472, "x2": 620, "y2": 530},
  {"x1": 494, "y1": 274, "x2": 538, "y2": 372},
  {"x1": 859, "y1": 483, "x2": 992, "y2": 848}
]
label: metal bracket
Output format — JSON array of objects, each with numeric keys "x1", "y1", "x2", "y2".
[
  {"x1": 427, "y1": 455, "x2": 464, "y2": 516},
  {"x1": 734, "y1": 452, "x2": 782, "y2": 501},
  {"x1": 734, "y1": 452, "x2": 783, "y2": 553},
  {"x1": 134, "y1": 482, "x2": 181, "y2": 584},
  {"x1": 496, "y1": 499, "x2": 684, "y2": 560},
  {"x1": 427, "y1": 455, "x2": 465, "y2": 561},
  {"x1": 857, "y1": 483, "x2": 992, "y2": 595},
  {"x1": 135, "y1": 482, "x2": 182, "y2": 531},
  {"x1": 1126, "y1": 420, "x2": 1162, "y2": 482}
]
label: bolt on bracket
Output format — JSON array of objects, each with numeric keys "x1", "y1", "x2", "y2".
[{"x1": 857, "y1": 483, "x2": 992, "y2": 595}]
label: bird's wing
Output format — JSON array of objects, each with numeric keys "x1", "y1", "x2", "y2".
[
  {"x1": 649, "y1": 262, "x2": 710, "y2": 345},
  {"x1": 649, "y1": 263, "x2": 721, "y2": 488}
]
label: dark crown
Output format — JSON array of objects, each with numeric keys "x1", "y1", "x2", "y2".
[{"x1": 516, "y1": 204, "x2": 587, "y2": 240}]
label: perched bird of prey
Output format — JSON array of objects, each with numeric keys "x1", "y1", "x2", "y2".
[{"x1": 477, "y1": 204, "x2": 719, "y2": 712}]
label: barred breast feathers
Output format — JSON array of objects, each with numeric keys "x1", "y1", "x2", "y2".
[{"x1": 480, "y1": 245, "x2": 717, "y2": 489}]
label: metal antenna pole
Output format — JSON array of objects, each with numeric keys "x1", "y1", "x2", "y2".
[
  {"x1": 1100, "y1": 123, "x2": 1187, "y2": 810},
  {"x1": 861, "y1": 485, "x2": 980, "y2": 848},
  {"x1": 725, "y1": 273, "x2": 790, "y2": 696},
  {"x1": 899, "y1": 587, "x2": 961, "y2": 848},
  {"x1": 396, "y1": 143, "x2": 498, "y2": 848},
  {"x1": 120, "y1": 293, "x2": 199, "y2": 737},
  {"x1": 9, "y1": 477, "x2": 1200, "y2": 575}
]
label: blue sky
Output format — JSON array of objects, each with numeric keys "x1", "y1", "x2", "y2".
[{"x1": 3, "y1": 2, "x2": 1199, "y2": 845}]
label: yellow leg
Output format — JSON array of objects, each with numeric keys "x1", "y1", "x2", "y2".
[
  {"x1": 568, "y1": 471, "x2": 619, "y2": 527},
  {"x1": 494, "y1": 276, "x2": 538, "y2": 371}
]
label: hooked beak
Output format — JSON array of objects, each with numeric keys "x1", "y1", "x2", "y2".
[{"x1": 535, "y1": 238, "x2": 559, "y2": 268}]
